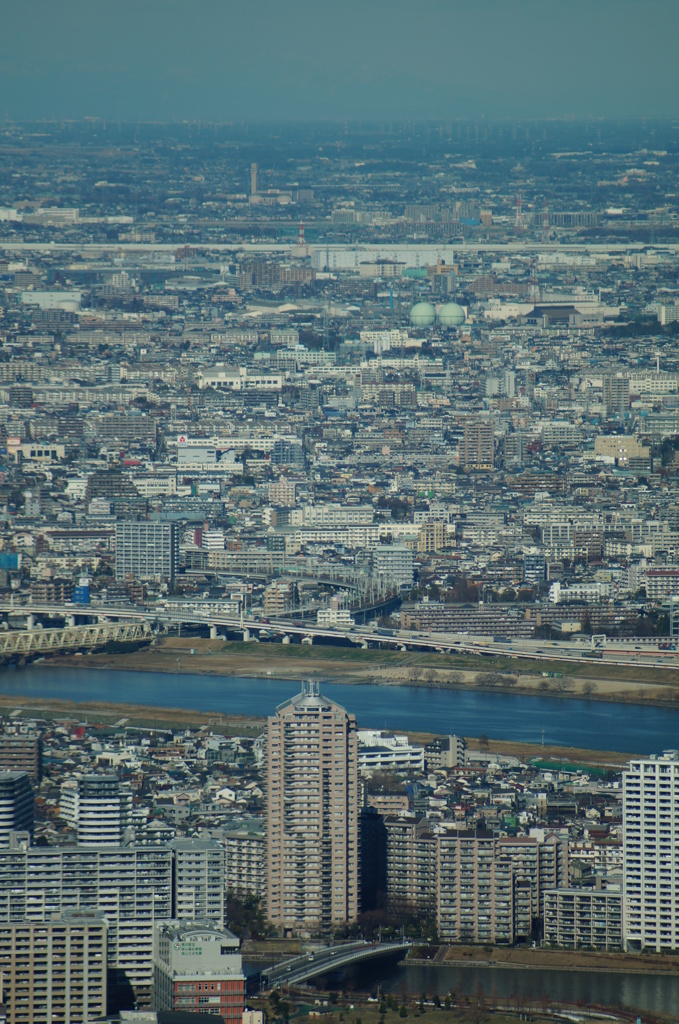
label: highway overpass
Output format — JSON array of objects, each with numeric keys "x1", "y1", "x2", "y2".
[{"x1": 2, "y1": 600, "x2": 679, "y2": 671}]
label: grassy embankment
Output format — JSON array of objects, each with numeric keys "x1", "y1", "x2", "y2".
[
  {"x1": 409, "y1": 942, "x2": 679, "y2": 975},
  {"x1": 51, "y1": 635, "x2": 679, "y2": 710}
]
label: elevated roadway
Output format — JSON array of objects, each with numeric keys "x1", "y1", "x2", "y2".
[
  {"x1": 2, "y1": 601, "x2": 679, "y2": 670},
  {"x1": 0, "y1": 241, "x2": 662, "y2": 255}
]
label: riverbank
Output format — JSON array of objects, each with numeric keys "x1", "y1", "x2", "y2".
[
  {"x1": 48, "y1": 635, "x2": 679, "y2": 712},
  {"x1": 249, "y1": 988, "x2": 652, "y2": 1024},
  {"x1": 408, "y1": 943, "x2": 679, "y2": 976},
  {"x1": 0, "y1": 692, "x2": 263, "y2": 734},
  {"x1": 243, "y1": 938, "x2": 679, "y2": 978},
  {"x1": 0, "y1": 691, "x2": 635, "y2": 767},
  {"x1": 247, "y1": 948, "x2": 679, "y2": 1022}
]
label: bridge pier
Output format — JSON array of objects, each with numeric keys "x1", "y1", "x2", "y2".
[
  {"x1": 26, "y1": 614, "x2": 35, "y2": 630},
  {"x1": 282, "y1": 635, "x2": 290, "y2": 644},
  {"x1": 67, "y1": 615, "x2": 76, "y2": 628},
  {"x1": 209, "y1": 624, "x2": 217, "y2": 639},
  {"x1": 243, "y1": 628, "x2": 250, "y2": 641}
]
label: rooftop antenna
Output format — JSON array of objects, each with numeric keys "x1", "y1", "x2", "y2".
[{"x1": 298, "y1": 217, "x2": 305, "y2": 247}]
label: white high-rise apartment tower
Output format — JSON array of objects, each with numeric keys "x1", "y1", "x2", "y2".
[
  {"x1": 623, "y1": 750, "x2": 679, "y2": 951},
  {"x1": 60, "y1": 774, "x2": 132, "y2": 846},
  {"x1": 265, "y1": 681, "x2": 359, "y2": 935}
]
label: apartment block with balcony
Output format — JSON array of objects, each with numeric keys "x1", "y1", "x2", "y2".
[
  {"x1": 383, "y1": 816, "x2": 437, "y2": 916},
  {"x1": 437, "y1": 830, "x2": 514, "y2": 945},
  {"x1": 0, "y1": 911, "x2": 107, "y2": 1024},
  {"x1": 544, "y1": 888, "x2": 623, "y2": 950},
  {"x1": 0, "y1": 845, "x2": 172, "y2": 1008},
  {"x1": 115, "y1": 521, "x2": 178, "y2": 582},
  {"x1": 59, "y1": 774, "x2": 132, "y2": 846},
  {"x1": 0, "y1": 731, "x2": 42, "y2": 783},
  {"x1": 265, "y1": 681, "x2": 359, "y2": 935},
  {"x1": 623, "y1": 751, "x2": 679, "y2": 951},
  {"x1": 172, "y1": 839, "x2": 225, "y2": 927}
]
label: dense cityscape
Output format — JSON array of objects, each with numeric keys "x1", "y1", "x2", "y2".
[{"x1": 3, "y1": 113, "x2": 679, "y2": 1023}]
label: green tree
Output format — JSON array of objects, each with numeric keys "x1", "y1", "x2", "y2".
[{"x1": 225, "y1": 893, "x2": 269, "y2": 939}]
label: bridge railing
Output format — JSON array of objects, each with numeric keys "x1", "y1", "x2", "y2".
[{"x1": 262, "y1": 940, "x2": 411, "y2": 988}]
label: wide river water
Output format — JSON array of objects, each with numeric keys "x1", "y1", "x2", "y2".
[
  {"x1": 1, "y1": 664, "x2": 677, "y2": 754},
  {"x1": 344, "y1": 959, "x2": 679, "y2": 1017}
]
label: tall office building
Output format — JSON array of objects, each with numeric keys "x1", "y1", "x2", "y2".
[
  {"x1": 0, "y1": 772, "x2": 34, "y2": 848},
  {"x1": 59, "y1": 774, "x2": 132, "y2": 846},
  {"x1": 115, "y1": 521, "x2": 178, "y2": 581},
  {"x1": 266, "y1": 681, "x2": 359, "y2": 935},
  {"x1": 153, "y1": 921, "x2": 245, "y2": 1023},
  {"x1": 0, "y1": 912, "x2": 107, "y2": 1024},
  {"x1": 623, "y1": 750, "x2": 679, "y2": 951}
]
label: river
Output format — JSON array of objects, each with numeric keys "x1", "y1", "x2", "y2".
[
  {"x1": 6, "y1": 664, "x2": 679, "y2": 1012},
  {"x1": 0, "y1": 664, "x2": 677, "y2": 754},
  {"x1": 341, "y1": 960, "x2": 679, "y2": 1017}
]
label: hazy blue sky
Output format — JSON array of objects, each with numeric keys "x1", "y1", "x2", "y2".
[{"x1": 2, "y1": 0, "x2": 677, "y2": 122}]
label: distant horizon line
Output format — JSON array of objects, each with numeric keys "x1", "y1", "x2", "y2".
[{"x1": 2, "y1": 115, "x2": 678, "y2": 127}]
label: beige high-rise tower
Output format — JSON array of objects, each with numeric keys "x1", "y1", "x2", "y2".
[{"x1": 265, "y1": 681, "x2": 359, "y2": 935}]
